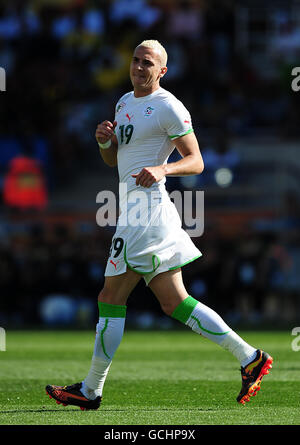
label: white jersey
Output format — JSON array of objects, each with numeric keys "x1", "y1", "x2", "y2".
[
  {"x1": 104, "y1": 87, "x2": 201, "y2": 284},
  {"x1": 114, "y1": 87, "x2": 193, "y2": 197}
]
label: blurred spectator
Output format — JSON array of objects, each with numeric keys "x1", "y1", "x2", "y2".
[
  {"x1": 3, "y1": 155, "x2": 48, "y2": 211},
  {"x1": 270, "y1": 19, "x2": 300, "y2": 64},
  {"x1": 166, "y1": 0, "x2": 204, "y2": 41},
  {"x1": 199, "y1": 131, "x2": 241, "y2": 187},
  {"x1": 91, "y1": 38, "x2": 132, "y2": 91},
  {"x1": 109, "y1": 0, "x2": 161, "y2": 29},
  {"x1": 264, "y1": 231, "x2": 300, "y2": 323},
  {"x1": 231, "y1": 232, "x2": 266, "y2": 323}
]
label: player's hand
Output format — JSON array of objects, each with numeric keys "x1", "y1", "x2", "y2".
[
  {"x1": 131, "y1": 166, "x2": 166, "y2": 188},
  {"x1": 95, "y1": 120, "x2": 117, "y2": 144}
]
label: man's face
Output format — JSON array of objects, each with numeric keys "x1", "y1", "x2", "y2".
[{"x1": 130, "y1": 46, "x2": 166, "y2": 92}]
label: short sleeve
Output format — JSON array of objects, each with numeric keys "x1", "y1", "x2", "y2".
[{"x1": 158, "y1": 99, "x2": 194, "y2": 140}]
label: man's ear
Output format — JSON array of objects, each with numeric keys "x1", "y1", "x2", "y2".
[{"x1": 160, "y1": 67, "x2": 168, "y2": 78}]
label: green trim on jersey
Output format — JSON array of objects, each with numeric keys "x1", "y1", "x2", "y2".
[
  {"x1": 98, "y1": 302, "x2": 127, "y2": 318},
  {"x1": 123, "y1": 243, "x2": 161, "y2": 275},
  {"x1": 169, "y1": 128, "x2": 194, "y2": 140},
  {"x1": 171, "y1": 295, "x2": 198, "y2": 324},
  {"x1": 168, "y1": 254, "x2": 201, "y2": 271}
]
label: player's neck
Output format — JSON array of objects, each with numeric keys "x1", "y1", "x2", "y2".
[{"x1": 133, "y1": 84, "x2": 160, "y2": 98}]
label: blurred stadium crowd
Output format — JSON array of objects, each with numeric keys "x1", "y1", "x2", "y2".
[
  {"x1": 0, "y1": 0, "x2": 300, "y2": 328},
  {"x1": 1, "y1": 218, "x2": 300, "y2": 328}
]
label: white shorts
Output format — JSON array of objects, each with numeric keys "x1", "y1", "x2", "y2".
[{"x1": 104, "y1": 189, "x2": 202, "y2": 286}]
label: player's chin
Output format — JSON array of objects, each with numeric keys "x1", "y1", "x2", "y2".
[{"x1": 131, "y1": 75, "x2": 147, "y2": 86}]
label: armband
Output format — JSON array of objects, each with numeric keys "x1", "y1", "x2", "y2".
[{"x1": 98, "y1": 140, "x2": 112, "y2": 149}]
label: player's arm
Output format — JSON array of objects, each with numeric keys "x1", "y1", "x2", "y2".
[
  {"x1": 164, "y1": 131, "x2": 204, "y2": 176},
  {"x1": 132, "y1": 132, "x2": 204, "y2": 188},
  {"x1": 95, "y1": 120, "x2": 118, "y2": 167}
]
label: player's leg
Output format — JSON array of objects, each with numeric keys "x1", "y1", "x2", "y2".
[
  {"x1": 46, "y1": 269, "x2": 141, "y2": 410},
  {"x1": 81, "y1": 270, "x2": 141, "y2": 400},
  {"x1": 149, "y1": 269, "x2": 249, "y2": 352},
  {"x1": 149, "y1": 268, "x2": 273, "y2": 404}
]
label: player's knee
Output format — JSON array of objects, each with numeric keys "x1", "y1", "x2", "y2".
[
  {"x1": 98, "y1": 288, "x2": 114, "y2": 304},
  {"x1": 159, "y1": 301, "x2": 175, "y2": 317},
  {"x1": 97, "y1": 287, "x2": 127, "y2": 305}
]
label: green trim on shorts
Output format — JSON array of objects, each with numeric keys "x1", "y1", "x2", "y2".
[
  {"x1": 98, "y1": 302, "x2": 127, "y2": 318},
  {"x1": 168, "y1": 254, "x2": 201, "y2": 271},
  {"x1": 169, "y1": 128, "x2": 194, "y2": 140},
  {"x1": 124, "y1": 243, "x2": 161, "y2": 275},
  {"x1": 151, "y1": 254, "x2": 161, "y2": 273},
  {"x1": 171, "y1": 295, "x2": 198, "y2": 324}
]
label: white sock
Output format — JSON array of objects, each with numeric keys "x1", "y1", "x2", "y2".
[
  {"x1": 81, "y1": 302, "x2": 126, "y2": 399},
  {"x1": 219, "y1": 331, "x2": 258, "y2": 367},
  {"x1": 172, "y1": 296, "x2": 257, "y2": 366}
]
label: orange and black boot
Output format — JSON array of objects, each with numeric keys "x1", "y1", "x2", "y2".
[
  {"x1": 46, "y1": 383, "x2": 101, "y2": 411},
  {"x1": 237, "y1": 349, "x2": 273, "y2": 405}
]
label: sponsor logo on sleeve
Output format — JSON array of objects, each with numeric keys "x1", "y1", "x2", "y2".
[{"x1": 116, "y1": 102, "x2": 126, "y2": 114}]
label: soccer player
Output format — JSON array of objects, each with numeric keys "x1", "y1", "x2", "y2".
[{"x1": 46, "y1": 40, "x2": 273, "y2": 410}]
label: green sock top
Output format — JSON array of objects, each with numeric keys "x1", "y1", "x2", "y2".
[
  {"x1": 171, "y1": 296, "x2": 198, "y2": 324},
  {"x1": 98, "y1": 302, "x2": 127, "y2": 318}
]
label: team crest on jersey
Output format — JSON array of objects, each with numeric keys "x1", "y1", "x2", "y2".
[
  {"x1": 116, "y1": 102, "x2": 126, "y2": 114},
  {"x1": 143, "y1": 106, "x2": 154, "y2": 118}
]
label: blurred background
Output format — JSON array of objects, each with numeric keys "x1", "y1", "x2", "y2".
[{"x1": 0, "y1": 0, "x2": 300, "y2": 330}]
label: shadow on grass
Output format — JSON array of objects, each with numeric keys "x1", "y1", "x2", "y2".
[
  {"x1": 0, "y1": 409, "x2": 79, "y2": 414},
  {"x1": 0, "y1": 407, "x2": 218, "y2": 414}
]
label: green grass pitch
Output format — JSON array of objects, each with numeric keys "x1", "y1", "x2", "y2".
[{"x1": 0, "y1": 330, "x2": 299, "y2": 425}]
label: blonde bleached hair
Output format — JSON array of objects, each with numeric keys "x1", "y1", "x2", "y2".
[{"x1": 137, "y1": 40, "x2": 168, "y2": 67}]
